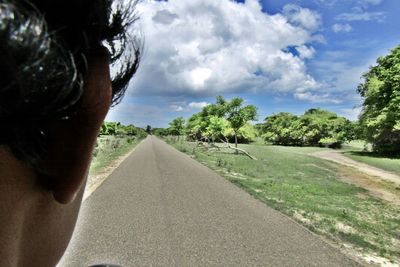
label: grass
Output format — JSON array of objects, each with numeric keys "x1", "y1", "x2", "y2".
[
  {"x1": 337, "y1": 140, "x2": 400, "y2": 175},
  {"x1": 166, "y1": 138, "x2": 400, "y2": 262},
  {"x1": 89, "y1": 135, "x2": 143, "y2": 175},
  {"x1": 343, "y1": 151, "x2": 400, "y2": 175}
]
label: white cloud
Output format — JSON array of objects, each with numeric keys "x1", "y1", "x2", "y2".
[
  {"x1": 294, "y1": 92, "x2": 343, "y2": 104},
  {"x1": 295, "y1": 45, "x2": 316, "y2": 59},
  {"x1": 152, "y1": 10, "x2": 178, "y2": 24},
  {"x1": 188, "y1": 102, "x2": 210, "y2": 109},
  {"x1": 129, "y1": 0, "x2": 323, "y2": 99},
  {"x1": 283, "y1": 4, "x2": 322, "y2": 31},
  {"x1": 332, "y1": 23, "x2": 353, "y2": 33},
  {"x1": 336, "y1": 11, "x2": 385, "y2": 22},
  {"x1": 315, "y1": 0, "x2": 382, "y2": 8},
  {"x1": 189, "y1": 68, "x2": 212, "y2": 88},
  {"x1": 170, "y1": 101, "x2": 210, "y2": 111},
  {"x1": 170, "y1": 105, "x2": 184, "y2": 112}
]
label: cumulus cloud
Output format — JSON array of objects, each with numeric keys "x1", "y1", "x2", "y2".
[
  {"x1": 295, "y1": 45, "x2": 316, "y2": 59},
  {"x1": 129, "y1": 0, "x2": 323, "y2": 99},
  {"x1": 283, "y1": 4, "x2": 322, "y2": 31},
  {"x1": 332, "y1": 23, "x2": 353, "y2": 33},
  {"x1": 152, "y1": 10, "x2": 179, "y2": 24}
]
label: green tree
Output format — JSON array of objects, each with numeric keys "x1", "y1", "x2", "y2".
[
  {"x1": 224, "y1": 97, "x2": 258, "y2": 151},
  {"x1": 125, "y1": 124, "x2": 137, "y2": 136},
  {"x1": 185, "y1": 98, "x2": 227, "y2": 142},
  {"x1": 263, "y1": 112, "x2": 303, "y2": 146},
  {"x1": 168, "y1": 117, "x2": 185, "y2": 139},
  {"x1": 100, "y1": 121, "x2": 121, "y2": 135},
  {"x1": 225, "y1": 123, "x2": 257, "y2": 143},
  {"x1": 186, "y1": 113, "x2": 205, "y2": 141},
  {"x1": 153, "y1": 128, "x2": 169, "y2": 136},
  {"x1": 205, "y1": 116, "x2": 230, "y2": 143},
  {"x1": 146, "y1": 125, "x2": 152, "y2": 135},
  {"x1": 358, "y1": 45, "x2": 400, "y2": 154},
  {"x1": 262, "y1": 109, "x2": 353, "y2": 148}
]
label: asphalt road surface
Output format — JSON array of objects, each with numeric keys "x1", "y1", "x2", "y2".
[{"x1": 58, "y1": 136, "x2": 359, "y2": 267}]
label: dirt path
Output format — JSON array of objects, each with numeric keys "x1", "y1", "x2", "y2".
[
  {"x1": 311, "y1": 150, "x2": 400, "y2": 185},
  {"x1": 311, "y1": 150, "x2": 400, "y2": 205}
]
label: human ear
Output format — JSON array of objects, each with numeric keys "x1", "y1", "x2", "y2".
[{"x1": 39, "y1": 51, "x2": 112, "y2": 204}]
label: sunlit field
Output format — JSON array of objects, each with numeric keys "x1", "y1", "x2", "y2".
[{"x1": 167, "y1": 138, "x2": 400, "y2": 263}]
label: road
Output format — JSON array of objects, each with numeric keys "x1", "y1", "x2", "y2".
[{"x1": 58, "y1": 136, "x2": 359, "y2": 267}]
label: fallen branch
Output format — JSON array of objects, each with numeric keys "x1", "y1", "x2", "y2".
[
  {"x1": 194, "y1": 137, "x2": 257, "y2": 160},
  {"x1": 218, "y1": 138, "x2": 258, "y2": 160}
]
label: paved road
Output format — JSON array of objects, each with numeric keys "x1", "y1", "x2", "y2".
[{"x1": 58, "y1": 136, "x2": 359, "y2": 267}]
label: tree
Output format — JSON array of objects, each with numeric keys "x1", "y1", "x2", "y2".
[
  {"x1": 100, "y1": 121, "x2": 121, "y2": 135},
  {"x1": 146, "y1": 125, "x2": 152, "y2": 135},
  {"x1": 262, "y1": 112, "x2": 303, "y2": 146},
  {"x1": 168, "y1": 117, "x2": 185, "y2": 140},
  {"x1": 125, "y1": 124, "x2": 137, "y2": 136},
  {"x1": 262, "y1": 109, "x2": 353, "y2": 148},
  {"x1": 358, "y1": 45, "x2": 400, "y2": 155},
  {"x1": 224, "y1": 97, "x2": 258, "y2": 151},
  {"x1": 225, "y1": 123, "x2": 257, "y2": 143},
  {"x1": 186, "y1": 113, "x2": 206, "y2": 141},
  {"x1": 153, "y1": 128, "x2": 169, "y2": 136},
  {"x1": 205, "y1": 116, "x2": 230, "y2": 143}
]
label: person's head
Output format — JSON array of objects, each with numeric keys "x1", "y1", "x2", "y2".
[{"x1": 0, "y1": 0, "x2": 141, "y2": 266}]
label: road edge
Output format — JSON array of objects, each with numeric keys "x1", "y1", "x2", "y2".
[{"x1": 83, "y1": 137, "x2": 146, "y2": 201}]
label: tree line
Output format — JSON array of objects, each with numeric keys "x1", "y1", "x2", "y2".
[
  {"x1": 158, "y1": 45, "x2": 400, "y2": 155},
  {"x1": 160, "y1": 96, "x2": 257, "y2": 150},
  {"x1": 100, "y1": 121, "x2": 147, "y2": 138},
  {"x1": 159, "y1": 97, "x2": 356, "y2": 149},
  {"x1": 261, "y1": 109, "x2": 356, "y2": 148}
]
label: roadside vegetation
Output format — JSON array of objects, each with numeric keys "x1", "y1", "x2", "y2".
[
  {"x1": 90, "y1": 122, "x2": 147, "y2": 175},
  {"x1": 340, "y1": 141, "x2": 400, "y2": 176},
  {"x1": 343, "y1": 151, "x2": 400, "y2": 175},
  {"x1": 155, "y1": 46, "x2": 400, "y2": 265},
  {"x1": 166, "y1": 139, "x2": 400, "y2": 263}
]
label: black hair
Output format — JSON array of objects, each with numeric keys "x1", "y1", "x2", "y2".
[{"x1": 0, "y1": 0, "x2": 141, "y2": 164}]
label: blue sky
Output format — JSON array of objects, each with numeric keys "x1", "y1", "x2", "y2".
[{"x1": 106, "y1": 0, "x2": 400, "y2": 128}]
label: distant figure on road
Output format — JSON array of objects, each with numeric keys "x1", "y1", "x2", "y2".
[{"x1": 0, "y1": 0, "x2": 140, "y2": 266}]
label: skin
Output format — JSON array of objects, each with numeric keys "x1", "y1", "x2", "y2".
[{"x1": 0, "y1": 49, "x2": 112, "y2": 267}]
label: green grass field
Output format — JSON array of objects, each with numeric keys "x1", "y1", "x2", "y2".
[
  {"x1": 167, "y1": 139, "x2": 400, "y2": 262},
  {"x1": 338, "y1": 140, "x2": 400, "y2": 175},
  {"x1": 343, "y1": 151, "x2": 400, "y2": 175},
  {"x1": 89, "y1": 135, "x2": 143, "y2": 175}
]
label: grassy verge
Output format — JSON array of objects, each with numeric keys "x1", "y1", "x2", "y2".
[
  {"x1": 338, "y1": 140, "x2": 400, "y2": 175},
  {"x1": 343, "y1": 151, "x2": 400, "y2": 175},
  {"x1": 89, "y1": 135, "x2": 143, "y2": 175},
  {"x1": 166, "y1": 138, "x2": 400, "y2": 263}
]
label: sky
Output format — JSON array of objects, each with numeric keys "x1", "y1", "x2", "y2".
[{"x1": 106, "y1": 0, "x2": 400, "y2": 128}]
